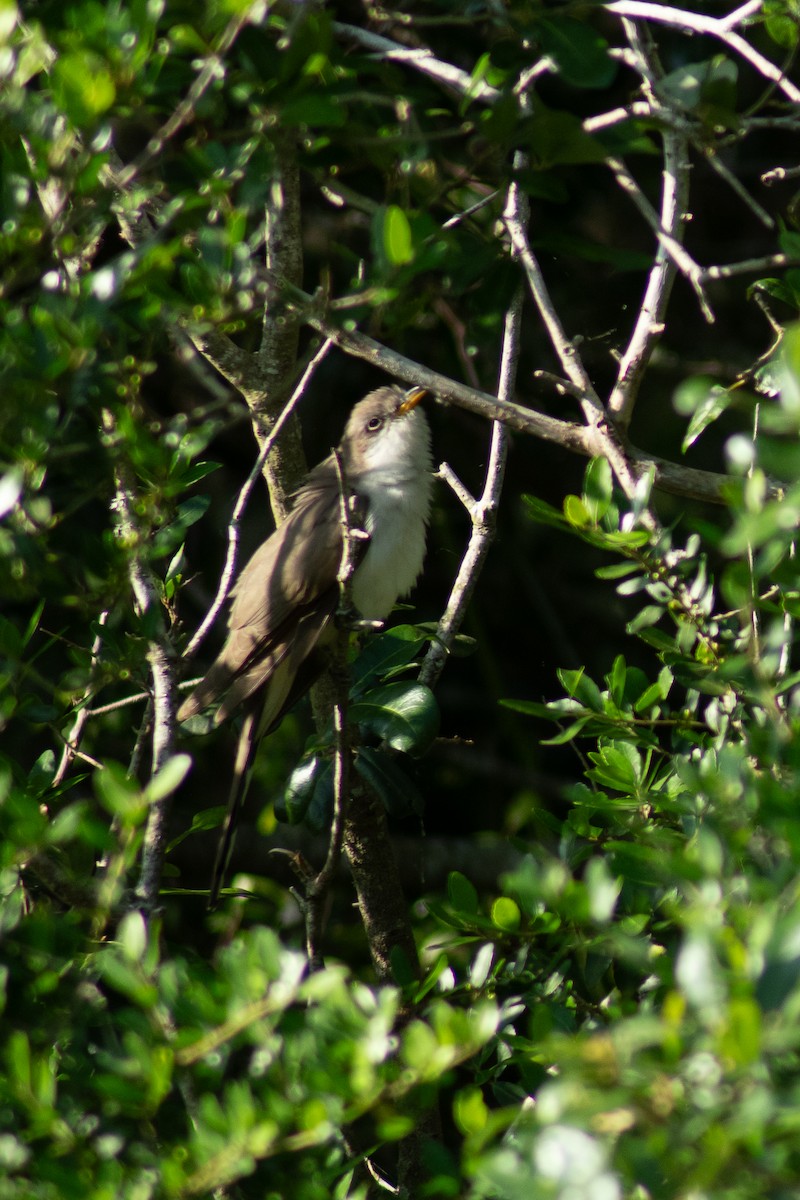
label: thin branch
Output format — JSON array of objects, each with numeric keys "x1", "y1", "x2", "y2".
[
  {"x1": 419, "y1": 290, "x2": 518, "y2": 689},
  {"x1": 436, "y1": 462, "x2": 476, "y2": 512},
  {"x1": 182, "y1": 337, "x2": 333, "y2": 662},
  {"x1": 332, "y1": 22, "x2": 500, "y2": 104},
  {"x1": 701, "y1": 253, "x2": 800, "y2": 281},
  {"x1": 53, "y1": 610, "x2": 109, "y2": 788},
  {"x1": 501, "y1": 209, "x2": 604, "y2": 420},
  {"x1": 704, "y1": 150, "x2": 774, "y2": 228},
  {"x1": 605, "y1": 1, "x2": 800, "y2": 104},
  {"x1": 289, "y1": 294, "x2": 745, "y2": 504},
  {"x1": 605, "y1": 154, "x2": 713, "y2": 322},
  {"x1": 607, "y1": 122, "x2": 690, "y2": 426},
  {"x1": 419, "y1": 156, "x2": 525, "y2": 689},
  {"x1": 763, "y1": 164, "x2": 800, "y2": 185}
]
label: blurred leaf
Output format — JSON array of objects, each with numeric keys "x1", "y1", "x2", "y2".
[
  {"x1": 380, "y1": 205, "x2": 414, "y2": 267},
  {"x1": 144, "y1": 754, "x2": 192, "y2": 804},
  {"x1": 674, "y1": 376, "x2": 734, "y2": 450},
  {"x1": 535, "y1": 16, "x2": 616, "y2": 89},
  {"x1": 583, "y1": 457, "x2": 613, "y2": 523},
  {"x1": 50, "y1": 53, "x2": 116, "y2": 125},
  {"x1": 524, "y1": 109, "x2": 608, "y2": 167}
]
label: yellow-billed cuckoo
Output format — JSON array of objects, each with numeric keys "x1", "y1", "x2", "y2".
[{"x1": 178, "y1": 384, "x2": 431, "y2": 902}]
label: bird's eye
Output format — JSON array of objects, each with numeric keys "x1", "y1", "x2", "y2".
[{"x1": 366, "y1": 416, "x2": 384, "y2": 433}]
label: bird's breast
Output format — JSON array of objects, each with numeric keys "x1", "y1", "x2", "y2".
[{"x1": 351, "y1": 474, "x2": 431, "y2": 620}]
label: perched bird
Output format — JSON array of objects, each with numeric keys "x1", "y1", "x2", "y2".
[{"x1": 178, "y1": 384, "x2": 432, "y2": 902}]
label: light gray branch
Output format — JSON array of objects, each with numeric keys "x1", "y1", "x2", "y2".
[
  {"x1": 291, "y1": 295, "x2": 741, "y2": 504},
  {"x1": 332, "y1": 21, "x2": 500, "y2": 104},
  {"x1": 605, "y1": 153, "x2": 713, "y2": 322},
  {"x1": 605, "y1": 1, "x2": 800, "y2": 104},
  {"x1": 501, "y1": 209, "x2": 604, "y2": 422}
]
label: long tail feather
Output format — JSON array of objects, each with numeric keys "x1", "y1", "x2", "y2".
[{"x1": 209, "y1": 706, "x2": 259, "y2": 908}]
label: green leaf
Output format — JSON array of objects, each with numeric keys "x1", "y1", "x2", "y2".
[
  {"x1": 166, "y1": 806, "x2": 225, "y2": 852},
  {"x1": 674, "y1": 376, "x2": 733, "y2": 451},
  {"x1": 51, "y1": 53, "x2": 116, "y2": 125},
  {"x1": 521, "y1": 493, "x2": 570, "y2": 529},
  {"x1": 351, "y1": 625, "x2": 427, "y2": 693},
  {"x1": 491, "y1": 896, "x2": 521, "y2": 932},
  {"x1": 585, "y1": 858, "x2": 620, "y2": 923},
  {"x1": 144, "y1": 754, "x2": 192, "y2": 804},
  {"x1": 0, "y1": 0, "x2": 19, "y2": 45},
  {"x1": 380, "y1": 205, "x2": 414, "y2": 267},
  {"x1": 583, "y1": 457, "x2": 613, "y2": 522},
  {"x1": 563, "y1": 494, "x2": 592, "y2": 529},
  {"x1": 277, "y1": 755, "x2": 328, "y2": 825},
  {"x1": 524, "y1": 109, "x2": 607, "y2": 168},
  {"x1": 350, "y1": 682, "x2": 439, "y2": 756},
  {"x1": 354, "y1": 745, "x2": 423, "y2": 817},
  {"x1": 541, "y1": 717, "x2": 591, "y2": 745},
  {"x1": 448, "y1": 870, "x2": 478, "y2": 916},
  {"x1": 27, "y1": 750, "x2": 56, "y2": 797},
  {"x1": 535, "y1": 16, "x2": 616, "y2": 89},
  {"x1": 94, "y1": 762, "x2": 147, "y2": 824},
  {"x1": 765, "y1": 0, "x2": 800, "y2": 47}
]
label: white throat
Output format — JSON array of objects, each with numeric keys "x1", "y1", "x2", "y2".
[{"x1": 351, "y1": 409, "x2": 432, "y2": 620}]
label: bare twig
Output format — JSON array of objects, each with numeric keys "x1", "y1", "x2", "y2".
[
  {"x1": 436, "y1": 462, "x2": 476, "y2": 512},
  {"x1": 701, "y1": 253, "x2": 800, "y2": 281},
  {"x1": 704, "y1": 151, "x2": 774, "y2": 228},
  {"x1": 53, "y1": 610, "x2": 109, "y2": 788},
  {"x1": 606, "y1": 130, "x2": 690, "y2": 429},
  {"x1": 763, "y1": 165, "x2": 800, "y2": 185},
  {"x1": 182, "y1": 338, "x2": 333, "y2": 662},
  {"x1": 419, "y1": 155, "x2": 526, "y2": 689},
  {"x1": 606, "y1": 154, "x2": 713, "y2": 322},
  {"x1": 332, "y1": 22, "x2": 501, "y2": 104},
  {"x1": 102, "y1": 410, "x2": 177, "y2": 914},
  {"x1": 501, "y1": 208, "x2": 604, "y2": 421},
  {"x1": 605, "y1": 1, "x2": 800, "y2": 105},
  {"x1": 419, "y1": 289, "x2": 518, "y2": 689}
]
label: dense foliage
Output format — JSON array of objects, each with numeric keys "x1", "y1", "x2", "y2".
[{"x1": 3, "y1": 1, "x2": 800, "y2": 1197}]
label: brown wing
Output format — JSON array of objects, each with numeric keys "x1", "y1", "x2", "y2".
[{"x1": 178, "y1": 462, "x2": 366, "y2": 724}]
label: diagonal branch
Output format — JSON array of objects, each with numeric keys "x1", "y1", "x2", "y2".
[
  {"x1": 419, "y1": 154, "x2": 527, "y2": 689},
  {"x1": 182, "y1": 338, "x2": 332, "y2": 662},
  {"x1": 605, "y1": 1, "x2": 800, "y2": 104}
]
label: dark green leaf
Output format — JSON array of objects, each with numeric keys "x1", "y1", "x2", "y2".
[
  {"x1": 350, "y1": 682, "x2": 439, "y2": 756},
  {"x1": 354, "y1": 745, "x2": 423, "y2": 816},
  {"x1": 535, "y1": 16, "x2": 616, "y2": 89},
  {"x1": 448, "y1": 870, "x2": 478, "y2": 916}
]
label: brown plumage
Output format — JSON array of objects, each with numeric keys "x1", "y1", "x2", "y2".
[{"x1": 179, "y1": 385, "x2": 431, "y2": 905}]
